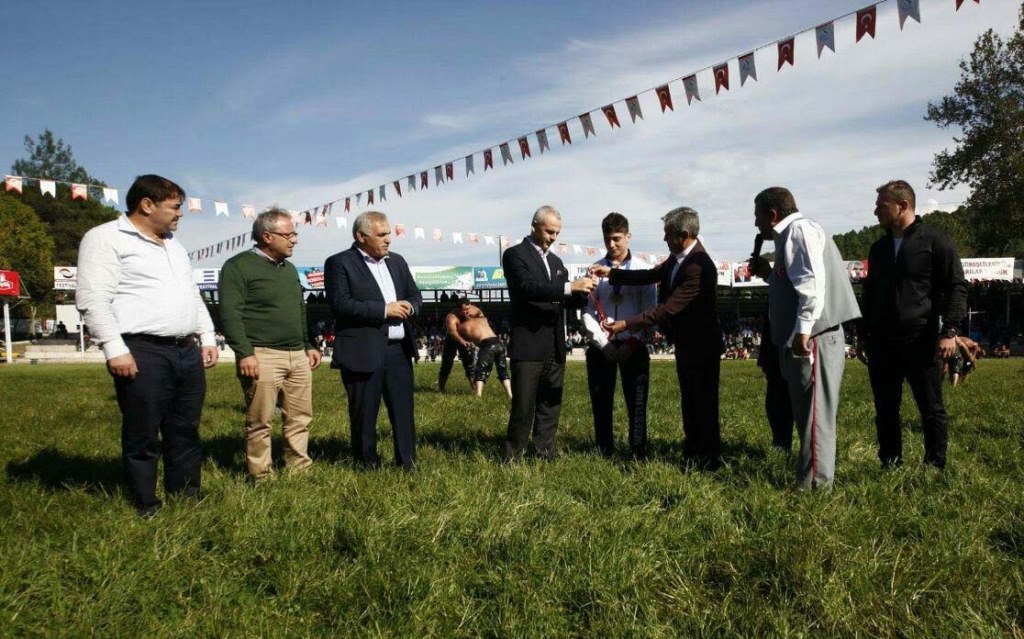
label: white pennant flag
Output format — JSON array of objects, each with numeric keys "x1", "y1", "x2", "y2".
[
  {"x1": 897, "y1": 0, "x2": 920, "y2": 29},
  {"x1": 452, "y1": 231, "x2": 464, "y2": 244},
  {"x1": 816, "y1": 22, "x2": 835, "y2": 57},
  {"x1": 739, "y1": 52, "x2": 757, "y2": 85},
  {"x1": 40, "y1": 179, "x2": 56, "y2": 197},
  {"x1": 625, "y1": 96, "x2": 643, "y2": 123},
  {"x1": 435, "y1": 165, "x2": 444, "y2": 185},
  {"x1": 102, "y1": 187, "x2": 119, "y2": 205},
  {"x1": 683, "y1": 75, "x2": 701, "y2": 105},
  {"x1": 379, "y1": 185, "x2": 387, "y2": 202},
  {"x1": 188, "y1": 197, "x2": 202, "y2": 212},
  {"x1": 573, "y1": 244, "x2": 582, "y2": 255},
  {"x1": 536, "y1": 129, "x2": 550, "y2": 153},
  {"x1": 336, "y1": 216, "x2": 347, "y2": 229},
  {"x1": 484, "y1": 235, "x2": 495, "y2": 246},
  {"x1": 407, "y1": 175, "x2": 416, "y2": 192},
  {"x1": 465, "y1": 154, "x2": 475, "y2": 176},
  {"x1": 499, "y1": 143, "x2": 513, "y2": 165},
  {"x1": 414, "y1": 226, "x2": 425, "y2": 240},
  {"x1": 289, "y1": 210, "x2": 302, "y2": 225},
  {"x1": 580, "y1": 113, "x2": 596, "y2": 138},
  {"x1": 215, "y1": 201, "x2": 229, "y2": 217},
  {"x1": 242, "y1": 204, "x2": 256, "y2": 219}
]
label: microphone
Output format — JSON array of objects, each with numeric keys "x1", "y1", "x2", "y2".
[{"x1": 751, "y1": 234, "x2": 764, "y2": 260}]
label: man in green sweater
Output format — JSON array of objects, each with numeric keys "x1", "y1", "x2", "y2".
[{"x1": 218, "y1": 208, "x2": 322, "y2": 479}]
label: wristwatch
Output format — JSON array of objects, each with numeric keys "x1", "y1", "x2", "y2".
[{"x1": 941, "y1": 325, "x2": 959, "y2": 339}]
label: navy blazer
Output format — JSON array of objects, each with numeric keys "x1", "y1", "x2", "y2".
[
  {"x1": 503, "y1": 237, "x2": 585, "y2": 363},
  {"x1": 324, "y1": 244, "x2": 422, "y2": 373}
]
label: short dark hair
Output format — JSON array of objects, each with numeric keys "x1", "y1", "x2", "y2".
[
  {"x1": 454, "y1": 296, "x2": 470, "y2": 307},
  {"x1": 876, "y1": 180, "x2": 916, "y2": 209},
  {"x1": 754, "y1": 187, "x2": 799, "y2": 219},
  {"x1": 126, "y1": 174, "x2": 186, "y2": 214},
  {"x1": 601, "y1": 212, "x2": 629, "y2": 235}
]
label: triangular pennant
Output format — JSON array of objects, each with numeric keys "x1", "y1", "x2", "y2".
[
  {"x1": 445, "y1": 162, "x2": 454, "y2": 181},
  {"x1": 778, "y1": 38, "x2": 795, "y2": 70},
  {"x1": 452, "y1": 231, "x2": 463, "y2": 244},
  {"x1": 304, "y1": 210, "x2": 313, "y2": 225},
  {"x1": 955, "y1": 0, "x2": 981, "y2": 9},
  {"x1": 897, "y1": 0, "x2": 920, "y2": 29},
  {"x1": 289, "y1": 210, "x2": 302, "y2": 225},
  {"x1": 395, "y1": 223, "x2": 406, "y2": 237},
  {"x1": 367, "y1": 189, "x2": 374, "y2": 205},
  {"x1": 484, "y1": 149, "x2": 494, "y2": 170},
  {"x1": 484, "y1": 235, "x2": 495, "y2": 245},
  {"x1": 316, "y1": 209, "x2": 328, "y2": 226},
  {"x1": 557, "y1": 243, "x2": 568, "y2": 255},
  {"x1": 242, "y1": 204, "x2": 255, "y2": 219},
  {"x1": 356, "y1": 192, "x2": 362, "y2": 206},
  {"x1": 414, "y1": 227, "x2": 425, "y2": 239},
  {"x1": 626, "y1": 96, "x2": 643, "y2": 122},
  {"x1": 536, "y1": 129, "x2": 550, "y2": 153},
  {"x1": 683, "y1": 75, "x2": 701, "y2": 104},
  {"x1": 572, "y1": 244, "x2": 582, "y2": 255},
  {"x1": 739, "y1": 52, "x2": 757, "y2": 85},
  {"x1": 71, "y1": 184, "x2": 88, "y2": 201},
  {"x1": 408, "y1": 175, "x2": 416, "y2": 192},
  {"x1": 4, "y1": 176, "x2": 23, "y2": 194},
  {"x1": 421, "y1": 171, "x2": 429, "y2": 189},
  {"x1": 102, "y1": 187, "x2": 119, "y2": 204},
  {"x1": 468, "y1": 232, "x2": 479, "y2": 244},
  {"x1": 393, "y1": 180, "x2": 402, "y2": 197},
  {"x1": 501, "y1": 238, "x2": 510, "y2": 249},
  {"x1": 434, "y1": 165, "x2": 444, "y2": 186},
  {"x1": 324, "y1": 202, "x2": 333, "y2": 217},
  {"x1": 40, "y1": 180, "x2": 56, "y2": 197},
  {"x1": 432, "y1": 228, "x2": 442, "y2": 241},
  {"x1": 500, "y1": 143, "x2": 513, "y2": 165},
  {"x1": 580, "y1": 113, "x2": 596, "y2": 138},
  {"x1": 602, "y1": 104, "x2": 621, "y2": 128},
  {"x1": 215, "y1": 201, "x2": 229, "y2": 217},
  {"x1": 336, "y1": 216, "x2": 347, "y2": 229},
  {"x1": 713, "y1": 63, "x2": 729, "y2": 93},
  {"x1": 188, "y1": 197, "x2": 202, "y2": 212},
  {"x1": 654, "y1": 87, "x2": 673, "y2": 113},
  {"x1": 345, "y1": 197, "x2": 351, "y2": 212},
  {"x1": 465, "y1": 154, "x2": 475, "y2": 176},
  {"x1": 856, "y1": 6, "x2": 876, "y2": 42},
  {"x1": 379, "y1": 184, "x2": 387, "y2": 202},
  {"x1": 586, "y1": 246, "x2": 597, "y2": 256},
  {"x1": 557, "y1": 122, "x2": 572, "y2": 145},
  {"x1": 816, "y1": 22, "x2": 836, "y2": 57},
  {"x1": 518, "y1": 136, "x2": 531, "y2": 159}
]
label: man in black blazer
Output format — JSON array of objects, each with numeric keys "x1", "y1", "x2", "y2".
[
  {"x1": 597, "y1": 207, "x2": 724, "y2": 464},
  {"x1": 503, "y1": 205, "x2": 597, "y2": 461},
  {"x1": 325, "y1": 211, "x2": 422, "y2": 470}
]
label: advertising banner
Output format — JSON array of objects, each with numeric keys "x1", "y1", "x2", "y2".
[
  {"x1": 410, "y1": 266, "x2": 474, "y2": 290},
  {"x1": 193, "y1": 268, "x2": 221, "y2": 291},
  {"x1": 473, "y1": 266, "x2": 506, "y2": 289},
  {"x1": 298, "y1": 266, "x2": 326, "y2": 290},
  {"x1": 53, "y1": 266, "x2": 77, "y2": 290},
  {"x1": 0, "y1": 270, "x2": 20, "y2": 297},
  {"x1": 961, "y1": 257, "x2": 1014, "y2": 282}
]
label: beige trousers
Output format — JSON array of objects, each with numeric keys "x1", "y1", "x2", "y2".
[{"x1": 239, "y1": 347, "x2": 313, "y2": 478}]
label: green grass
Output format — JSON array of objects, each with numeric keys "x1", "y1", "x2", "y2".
[{"x1": 1, "y1": 359, "x2": 1023, "y2": 638}]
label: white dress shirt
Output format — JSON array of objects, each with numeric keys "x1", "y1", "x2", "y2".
[
  {"x1": 527, "y1": 237, "x2": 573, "y2": 296},
  {"x1": 584, "y1": 252, "x2": 657, "y2": 344},
  {"x1": 76, "y1": 215, "x2": 215, "y2": 359},
  {"x1": 773, "y1": 212, "x2": 827, "y2": 345},
  {"x1": 358, "y1": 249, "x2": 406, "y2": 340},
  {"x1": 669, "y1": 241, "x2": 697, "y2": 286}
]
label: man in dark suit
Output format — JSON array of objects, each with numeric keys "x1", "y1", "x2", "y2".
[
  {"x1": 325, "y1": 211, "x2": 422, "y2": 470},
  {"x1": 503, "y1": 205, "x2": 597, "y2": 461},
  {"x1": 596, "y1": 207, "x2": 724, "y2": 464}
]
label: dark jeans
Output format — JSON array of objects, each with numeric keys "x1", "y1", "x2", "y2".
[
  {"x1": 505, "y1": 358, "x2": 564, "y2": 460},
  {"x1": 759, "y1": 342, "x2": 795, "y2": 450},
  {"x1": 341, "y1": 341, "x2": 416, "y2": 469},
  {"x1": 585, "y1": 344, "x2": 650, "y2": 455},
  {"x1": 867, "y1": 335, "x2": 948, "y2": 468},
  {"x1": 113, "y1": 337, "x2": 206, "y2": 512}
]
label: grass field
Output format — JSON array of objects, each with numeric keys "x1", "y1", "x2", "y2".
[{"x1": 1, "y1": 358, "x2": 1023, "y2": 638}]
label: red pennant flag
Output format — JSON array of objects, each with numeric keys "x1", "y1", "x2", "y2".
[
  {"x1": 395, "y1": 224, "x2": 406, "y2": 237},
  {"x1": 713, "y1": 63, "x2": 729, "y2": 93},
  {"x1": 518, "y1": 136, "x2": 531, "y2": 159},
  {"x1": 432, "y1": 228, "x2": 442, "y2": 242},
  {"x1": 345, "y1": 197, "x2": 350, "y2": 212},
  {"x1": 368, "y1": 189, "x2": 374, "y2": 205},
  {"x1": 304, "y1": 210, "x2": 313, "y2": 226},
  {"x1": 393, "y1": 180, "x2": 402, "y2": 197},
  {"x1": 445, "y1": 162, "x2": 454, "y2": 181},
  {"x1": 655, "y1": 85, "x2": 673, "y2": 112},
  {"x1": 71, "y1": 184, "x2": 88, "y2": 201},
  {"x1": 602, "y1": 104, "x2": 621, "y2": 128},
  {"x1": 955, "y1": 0, "x2": 979, "y2": 10},
  {"x1": 557, "y1": 121, "x2": 572, "y2": 145},
  {"x1": 420, "y1": 171, "x2": 429, "y2": 189},
  {"x1": 778, "y1": 38, "x2": 795, "y2": 70},
  {"x1": 856, "y1": 6, "x2": 876, "y2": 42},
  {"x1": 4, "y1": 176, "x2": 23, "y2": 194},
  {"x1": 484, "y1": 149, "x2": 494, "y2": 170},
  {"x1": 586, "y1": 246, "x2": 597, "y2": 256}
]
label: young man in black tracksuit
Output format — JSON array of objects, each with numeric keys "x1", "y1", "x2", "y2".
[{"x1": 857, "y1": 180, "x2": 967, "y2": 469}]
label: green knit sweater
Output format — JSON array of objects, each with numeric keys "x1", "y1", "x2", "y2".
[{"x1": 218, "y1": 250, "x2": 312, "y2": 358}]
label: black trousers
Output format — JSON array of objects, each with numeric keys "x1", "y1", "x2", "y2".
[
  {"x1": 867, "y1": 335, "x2": 948, "y2": 468},
  {"x1": 585, "y1": 344, "x2": 650, "y2": 455},
  {"x1": 438, "y1": 336, "x2": 473, "y2": 388},
  {"x1": 505, "y1": 358, "x2": 564, "y2": 460},
  {"x1": 674, "y1": 352, "x2": 722, "y2": 460},
  {"x1": 113, "y1": 337, "x2": 206, "y2": 511},
  {"x1": 341, "y1": 342, "x2": 416, "y2": 469},
  {"x1": 759, "y1": 343, "x2": 796, "y2": 450}
]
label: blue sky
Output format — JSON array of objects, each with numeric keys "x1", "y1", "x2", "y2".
[{"x1": 2, "y1": 0, "x2": 1018, "y2": 267}]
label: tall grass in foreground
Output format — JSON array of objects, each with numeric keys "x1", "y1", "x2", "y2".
[{"x1": 1, "y1": 360, "x2": 1022, "y2": 638}]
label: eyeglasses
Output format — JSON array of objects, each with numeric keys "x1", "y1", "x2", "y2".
[{"x1": 268, "y1": 231, "x2": 299, "y2": 240}]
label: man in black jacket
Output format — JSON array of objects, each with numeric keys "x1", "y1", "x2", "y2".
[
  {"x1": 857, "y1": 180, "x2": 967, "y2": 469},
  {"x1": 502, "y1": 205, "x2": 596, "y2": 461}
]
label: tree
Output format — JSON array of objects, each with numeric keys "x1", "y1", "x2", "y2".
[
  {"x1": 11, "y1": 129, "x2": 103, "y2": 186},
  {"x1": 925, "y1": 4, "x2": 1024, "y2": 257},
  {"x1": 831, "y1": 209, "x2": 976, "y2": 260},
  {"x1": 0, "y1": 193, "x2": 56, "y2": 331}
]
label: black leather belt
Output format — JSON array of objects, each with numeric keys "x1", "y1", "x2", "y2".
[
  {"x1": 122, "y1": 333, "x2": 196, "y2": 347},
  {"x1": 816, "y1": 325, "x2": 841, "y2": 335},
  {"x1": 387, "y1": 339, "x2": 404, "y2": 346}
]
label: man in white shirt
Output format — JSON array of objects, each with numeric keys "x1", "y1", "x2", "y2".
[
  {"x1": 753, "y1": 187, "x2": 860, "y2": 489},
  {"x1": 77, "y1": 174, "x2": 219, "y2": 516},
  {"x1": 583, "y1": 213, "x2": 657, "y2": 457}
]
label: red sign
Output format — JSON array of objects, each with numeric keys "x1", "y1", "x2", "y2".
[{"x1": 0, "y1": 270, "x2": 20, "y2": 297}]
